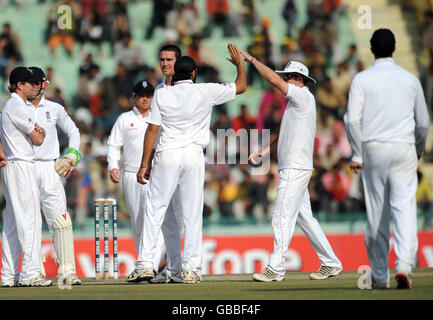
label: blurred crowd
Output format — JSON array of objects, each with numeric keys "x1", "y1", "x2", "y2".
[{"x1": 0, "y1": 0, "x2": 432, "y2": 228}]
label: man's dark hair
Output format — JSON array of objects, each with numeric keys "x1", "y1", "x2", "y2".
[
  {"x1": 160, "y1": 44, "x2": 181, "y2": 60},
  {"x1": 370, "y1": 28, "x2": 395, "y2": 58}
]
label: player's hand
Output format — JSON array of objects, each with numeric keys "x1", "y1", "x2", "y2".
[
  {"x1": 239, "y1": 49, "x2": 255, "y2": 63},
  {"x1": 0, "y1": 151, "x2": 8, "y2": 167},
  {"x1": 226, "y1": 43, "x2": 243, "y2": 66},
  {"x1": 137, "y1": 167, "x2": 149, "y2": 185},
  {"x1": 55, "y1": 148, "x2": 81, "y2": 177},
  {"x1": 34, "y1": 123, "x2": 46, "y2": 138},
  {"x1": 110, "y1": 169, "x2": 121, "y2": 184},
  {"x1": 349, "y1": 161, "x2": 363, "y2": 174},
  {"x1": 248, "y1": 151, "x2": 263, "y2": 165}
]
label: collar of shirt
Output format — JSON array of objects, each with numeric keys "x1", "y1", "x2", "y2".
[
  {"x1": 373, "y1": 57, "x2": 394, "y2": 66},
  {"x1": 34, "y1": 95, "x2": 47, "y2": 108},
  {"x1": 174, "y1": 79, "x2": 193, "y2": 85},
  {"x1": 11, "y1": 92, "x2": 33, "y2": 106},
  {"x1": 133, "y1": 106, "x2": 150, "y2": 121}
]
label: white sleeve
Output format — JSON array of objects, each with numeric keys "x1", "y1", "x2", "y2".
[
  {"x1": 208, "y1": 83, "x2": 237, "y2": 106},
  {"x1": 344, "y1": 75, "x2": 364, "y2": 164},
  {"x1": 107, "y1": 116, "x2": 123, "y2": 171},
  {"x1": 56, "y1": 104, "x2": 80, "y2": 151},
  {"x1": 413, "y1": 77, "x2": 430, "y2": 158},
  {"x1": 147, "y1": 94, "x2": 162, "y2": 126},
  {"x1": 9, "y1": 105, "x2": 35, "y2": 134},
  {"x1": 286, "y1": 84, "x2": 310, "y2": 113}
]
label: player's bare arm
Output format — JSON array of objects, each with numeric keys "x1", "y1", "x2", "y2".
[
  {"x1": 239, "y1": 49, "x2": 288, "y2": 95},
  {"x1": 249, "y1": 134, "x2": 278, "y2": 165},
  {"x1": 0, "y1": 141, "x2": 8, "y2": 167},
  {"x1": 29, "y1": 122, "x2": 46, "y2": 146},
  {"x1": 137, "y1": 124, "x2": 160, "y2": 184},
  {"x1": 226, "y1": 43, "x2": 247, "y2": 94}
]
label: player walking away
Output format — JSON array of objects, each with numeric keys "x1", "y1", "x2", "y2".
[
  {"x1": 136, "y1": 43, "x2": 246, "y2": 284},
  {"x1": 0, "y1": 67, "x2": 51, "y2": 287},
  {"x1": 239, "y1": 51, "x2": 343, "y2": 282},
  {"x1": 27, "y1": 67, "x2": 82, "y2": 286},
  {"x1": 344, "y1": 29, "x2": 430, "y2": 289},
  {"x1": 107, "y1": 80, "x2": 168, "y2": 282}
]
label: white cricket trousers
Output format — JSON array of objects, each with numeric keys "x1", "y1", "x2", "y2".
[
  {"x1": 1, "y1": 161, "x2": 42, "y2": 282},
  {"x1": 137, "y1": 144, "x2": 205, "y2": 276},
  {"x1": 268, "y1": 168, "x2": 342, "y2": 275},
  {"x1": 34, "y1": 161, "x2": 67, "y2": 232},
  {"x1": 122, "y1": 170, "x2": 169, "y2": 272},
  {"x1": 362, "y1": 142, "x2": 418, "y2": 285}
]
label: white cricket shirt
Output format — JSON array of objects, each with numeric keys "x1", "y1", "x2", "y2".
[
  {"x1": 344, "y1": 58, "x2": 430, "y2": 163},
  {"x1": 0, "y1": 93, "x2": 37, "y2": 162},
  {"x1": 148, "y1": 80, "x2": 236, "y2": 152},
  {"x1": 277, "y1": 84, "x2": 316, "y2": 171},
  {"x1": 31, "y1": 95, "x2": 80, "y2": 160},
  {"x1": 107, "y1": 107, "x2": 150, "y2": 172}
]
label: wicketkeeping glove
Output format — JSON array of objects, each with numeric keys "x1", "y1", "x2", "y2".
[{"x1": 54, "y1": 148, "x2": 82, "y2": 177}]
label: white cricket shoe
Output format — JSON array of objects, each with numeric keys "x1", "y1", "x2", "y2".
[
  {"x1": 182, "y1": 270, "x2": 201, "y2": 284},
  {"x1": 150, "y1": 269, "x2": 183, "y2": 284},
  {"x1": 71, "y1": 275, "x2": 82, "y2": 285},
  {"x1": 1, "y1": 280, "x2": 18, "y2": 287},
  {"x1": 309, "y1": 265, "x2": 343, "y2": 280},
  {"x1": 253, "y1": 266, "x2": 285, "y2": 282},
  {"x1": 18, "y1": 274, "x2": 53, "y2": 287},
  {"x1": 126, "y1": 268, "x2": 155, "y2": 283}
]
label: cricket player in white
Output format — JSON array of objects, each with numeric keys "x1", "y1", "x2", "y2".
[
  {"x1": 344, "y1": 29, "x2": 430, "y2": 289},
  {"x1": 0, "y1": 67, "x2": 51, "y2": 287},
  {"x1": 239, "y1": 51, "x2": 343, "y2": 282},
  {"x1": 136, "y1": 43, "x2": 246, "y2": 283},
  {"x1": 27, "y1": 67, "x2": 82, "y2": 285},
  {"x1": 107, "y1": 80, "x2": 169, "y2": 281}
]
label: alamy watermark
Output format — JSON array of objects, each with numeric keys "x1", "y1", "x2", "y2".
[
  {"x1": 57, "y1": 5, "x2": 72, "y2": 30},
  {"x1": 357, "y1": 265, "x2": 372, "y2": 289},
  {"x1": 357, "y1": 5, "x2": 372, "y2": 30}
]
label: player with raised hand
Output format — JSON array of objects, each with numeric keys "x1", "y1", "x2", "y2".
[
  {"x1": 240, "y1": 49, "x2": 343, "y2": 282},
  {"x1": 135, "y1": 43, "x2": 246, "y2": 284},
  {"x1": 27, "y1": 66, "x2": 82, "y2": 285}
]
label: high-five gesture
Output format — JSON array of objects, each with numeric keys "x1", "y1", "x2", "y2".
[{"x1": 226, "y1": 43, "x2": 246, "y2": 94}]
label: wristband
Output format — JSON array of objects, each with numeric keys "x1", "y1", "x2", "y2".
[{"x1": 65, "y1": 148, "x2": 82, "y2": 165}]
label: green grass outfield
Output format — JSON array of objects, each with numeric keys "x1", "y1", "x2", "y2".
[{"x1": 0, "y1": 268, "x2": 432, "y2": 300}]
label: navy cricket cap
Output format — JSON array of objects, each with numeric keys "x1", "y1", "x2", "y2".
[
  {"x1": 174, "y1": 56, "x2": 197, "y2": 74},
  {"x1": 28, "y1": 66, "x2": 47, "y2": 82},
  {"x1": 133, "y1": 80, "x2": 154, "y2": 96},
  {"x1": 9, "y1": 66, "x2": 43, "y2": 85}
]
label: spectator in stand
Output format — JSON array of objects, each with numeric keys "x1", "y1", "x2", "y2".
[
  {"x1": 316, "y1": 76, "x2": 346, "y2": 119},
  {"x1": 263, "y1": 105, "x2": 282, "y2": 136},
  {"x1": 145, "y1": 67, "x2": 162, "y2": 89},
  {"x1": 417, "y1": 170, "x2": 433, "y2": 212},
  {"x1": 231, "y1": 104, "x2": 256, "y2": 133},
  {"x1": 166, "y1": 1, "x2": 200, "y2": 44},
  {"x1": 308, "y1": 64, "x2": 326, "y2": 96},
  {"x1": 313, "y1": 15, "x2": 340, "y2": 67},
  {"x1": 217, "y1": 175, "x2": 238, "y2": 218},
  {"x1": 1, "y1": 23, "x2": 22, "y2": 60},
  {"x1": 43, "y1": 66, "x2": 66, "y2": 100},
  {"x1": 76, "y1": 63, "x2": 104, "y2": 114},
  {"x1": 282, "y1": 0, "x2": 297, "y2": 37},
  {"x1": 319, "y1": 120, "x2": 352, "y2": 159},
  {"x1": 319, "y1": 143, "x2": 340, "y2": 171},
  {"x1": 278, "y1": 36, "x2": 302, "y2": 70},
  {"x1": 246, "y1": 33, "x2": 271, "y2": 88},
  {"x1": 203, "y1": 0, "x2": 235, "y2": 38},
  {"x1": 212, "y1": 109, "x2": 231, "y2": 135},
  {"x1": 78, "y1": 9, "x2": 106, "y2": 55},
  {"x1": 316, "y1": 107, "x2": 335, "y2": 142},
  {"x1": 113, "y1": 32, "x2": 147, "y2": 80},
  {"x1": 46, "y1": 0, "x2": 81, "y2": 57},
  {"x1": 345, "y1": 44, "x2": 361, "y2": 77},
  {"x1": 256, "y1": 85, "x2": 287, "y2": 133},
  {"x1": 321, "y1": 160, "x2": 351, "y2": 214},
  {"x1": 109, "y1": 11, "x2": 130, "y2": 47},
  {"x1": 309, "y1": 154, "x2": 327, "y2": 212},
  {"x1": 145, "y1": 0, "x2": 174, "y2": 40},
  {"x1": 421, "y1": 11, "x2": 433, "y2": 50},
  {"x1": 331, "y1": 61, "x2": 352, "y2": 107},
  {"x1": 234, "y1": 0, "x2": 259, "y2": 36},
  {"x1": 100, "y1": 62, "x2": 135, "y2": 113},
  {"x1": 186, "y1": 35, "x2": 219, "y2": 82}
]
